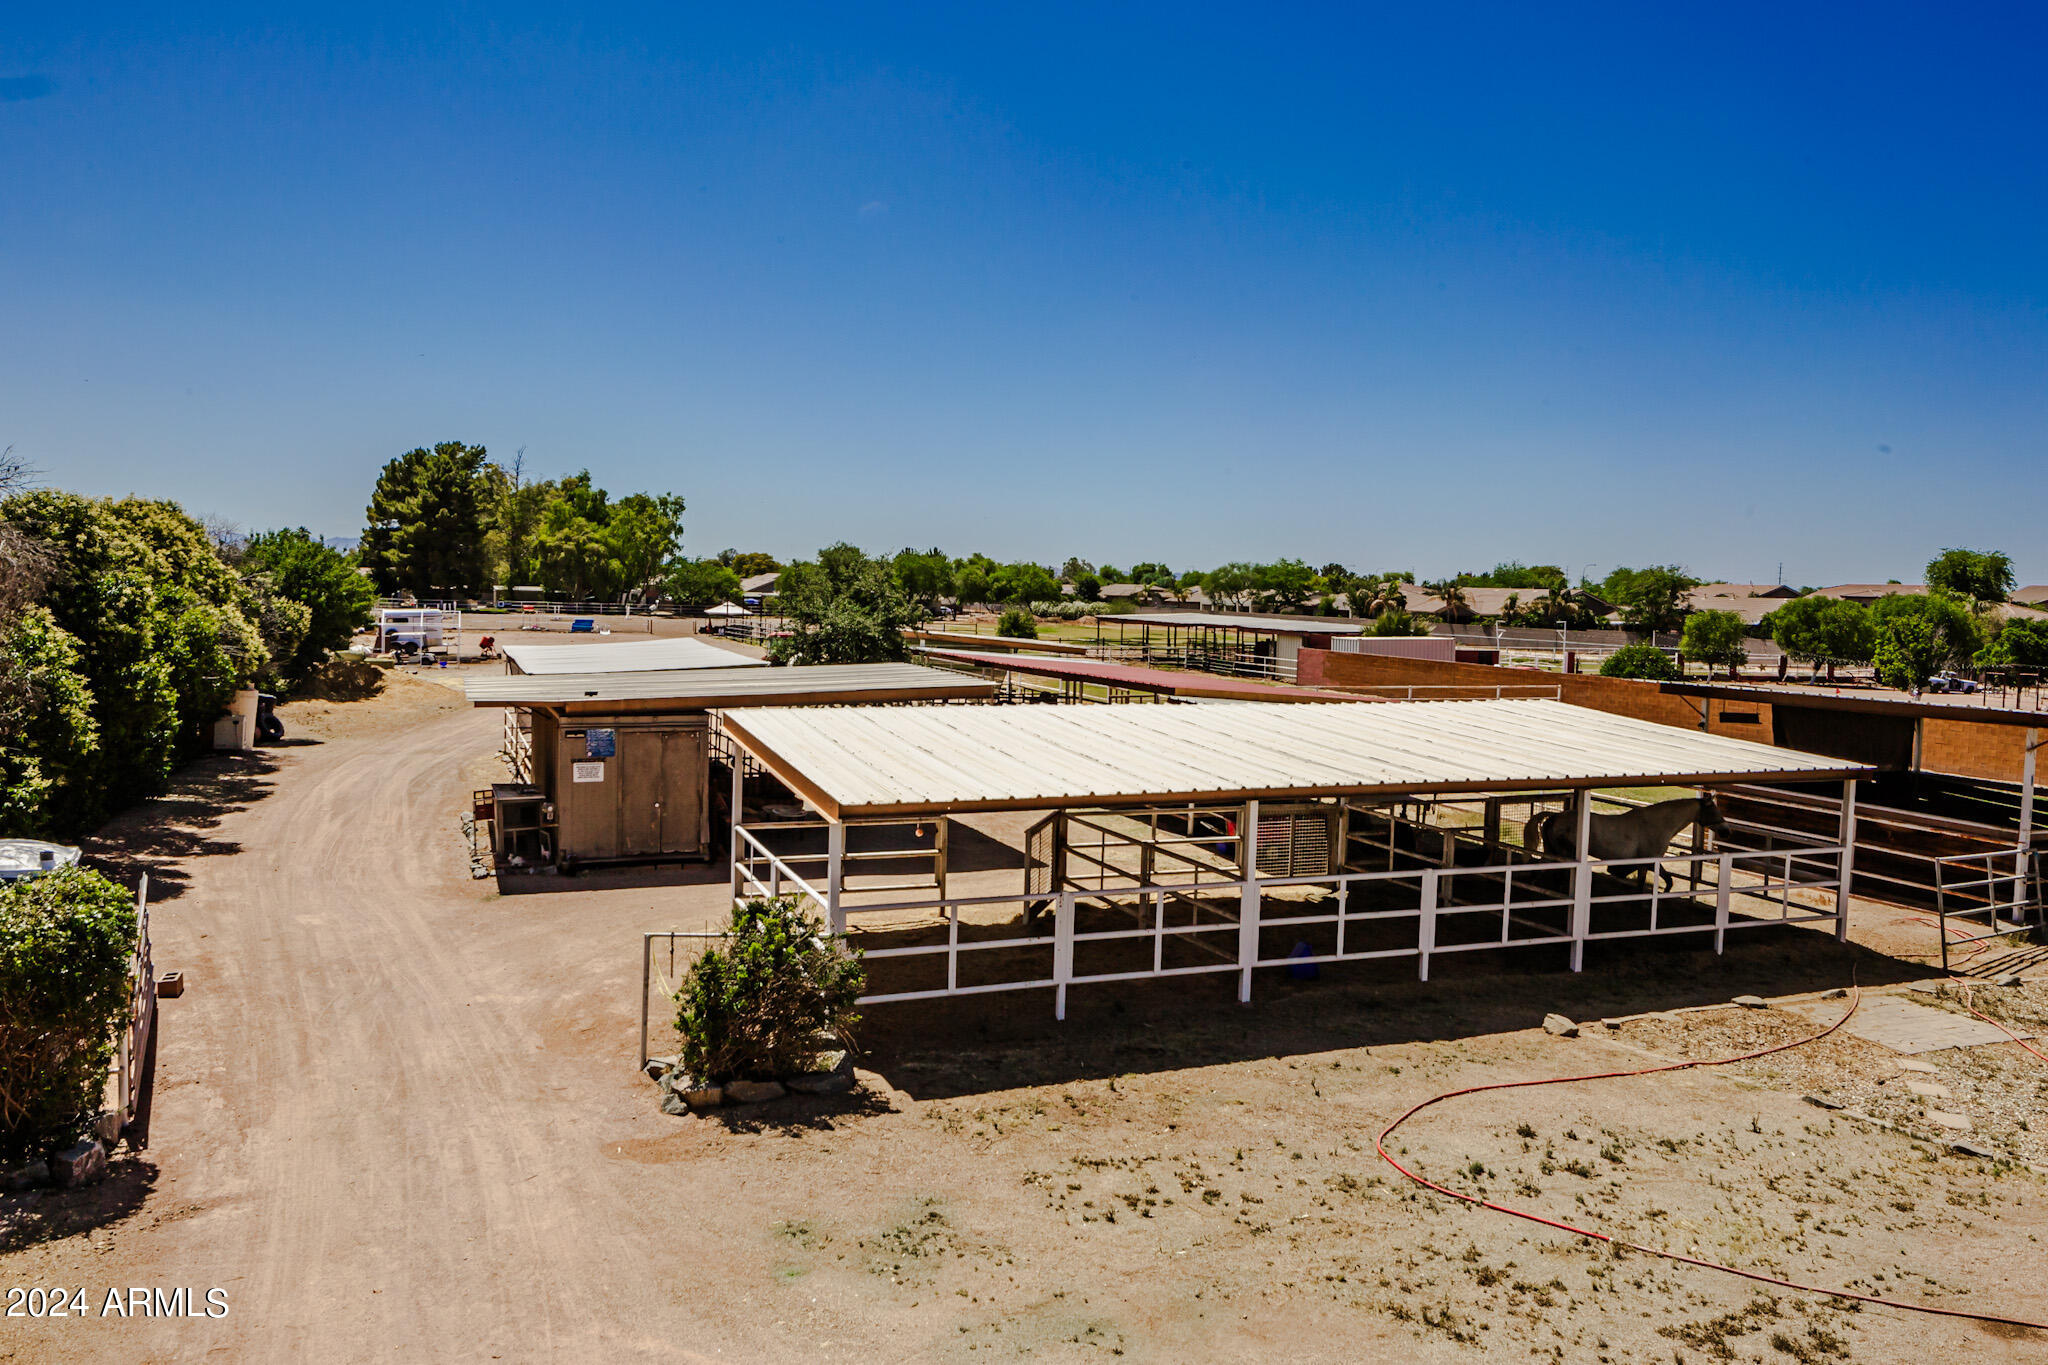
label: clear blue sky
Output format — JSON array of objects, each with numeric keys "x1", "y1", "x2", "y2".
[{"x1": 5, "y1": 4, "x2": 2044, "y2": 585}]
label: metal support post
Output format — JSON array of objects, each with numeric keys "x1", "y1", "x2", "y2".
[
  {"x1": 1569, "y1": 792, "x2": 1594, "y2": 971},
  {"x1": 1053, "y1": 891, "x2": 1075, "y2": 1020},
  {"x1": 826, "y1": 820, "x2": 846, "y2": 935},
  {"x1": 1238, "y1": 800, "x2": 1261, "y2": 1003},
  {"x1": 728, "y1": 757, "x2": 745, "y2": 902},
  {"x1": 2017, "y1": 729, "x2": 2037, "y2": 922},
  {"x1": 1418, "y1": 871, "x2": 1438, "y2": 981},
  {"x1": 1835, "y1": 778, "x2": 1858, "y2": 942}
]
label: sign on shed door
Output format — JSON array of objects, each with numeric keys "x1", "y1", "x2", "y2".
[{"x1": 571, "y1": 761, "x2": 605, "y2": 783}]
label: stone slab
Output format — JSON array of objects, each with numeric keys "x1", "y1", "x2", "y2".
[{"x1": 1790, "y1": 994, "x2": 2033, "y2": 1055}]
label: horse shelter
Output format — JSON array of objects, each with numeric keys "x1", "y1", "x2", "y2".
[{"x1": 708, "y1": 699, "x2": 1876, "y2": 1018}]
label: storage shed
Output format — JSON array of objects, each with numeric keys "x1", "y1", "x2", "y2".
[{"x1": 464, "y1": 662, "x2": 998, "y2": 869}]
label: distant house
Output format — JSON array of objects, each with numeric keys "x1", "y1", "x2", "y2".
[
  {"x1": 1689, "y1": 582, "x2": 1800, "y2": 601},
  {"x1": 1396, "y1": 585, "x2": 1615, "y2": 622},
  {"x1": 740, "y1": 571, "x2": 780, "y2": 597},
  {"x1": 2012, "y1": 585, "x2": 2048, "y2": 607},
  {"x1": 1097, "y1": 582, "x2": 1171, "y2": 604},
  {"x1": 1682, "y1": 584, "x2": 1801, "y2": 625},
  {"x1": 1815, "y1": 583, "x2": 1925, "y2": 605}
]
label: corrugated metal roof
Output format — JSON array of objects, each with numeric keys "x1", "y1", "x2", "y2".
[
  {"x1": 918, "y1": 647, "x2": 1360, "y2": 702},
  {"x1": 499, "y1": 637, "x2": 766, "y2": 675},
  {"x1": 720, "y1": 698, "x2": 1871, "y2": 818},
  {"x1": 466, "y1": 661, "x2": 997, "y2": 709},
  {"x1": 1109, "y1": 612, "x2": 1365, "y2": 635}
]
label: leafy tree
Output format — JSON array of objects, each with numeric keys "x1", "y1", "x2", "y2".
[
  {"x1": 1, "y1": 492, "x2": 265, "y2": 826},
  {"x1": 1060, "y1": 557, "x2": 1095, "y2": 581},
  {"x1": 1599, "y1": 643, "x2": 1679, "y2": 680},
  {"x1": 1874, "y1": 616, "x2": 1943, "y2": 690},
  {"x1": 1925, "y1": 548, "x2": 2014, "y2": 605},
  {"x1": 1977, "y1": 618, "x2": 2048, "y2": 671},
  {"x1": 1202, "y1": 562, "x2": 1259, "y2": 611},
  {"x1": 991, "y1": 562, "x2": 1061, "y2": 606},
  {"x1": 1356, "y1": 577, "x2": 1410, "y2": 617},
  {"x1": 1766, "y1": 596, "x2": 1873, "y2": 679},
  {"x1": 1074, "y1": 573, "x2": 1102, "y2": 602},
  {"x1": 673, "y1": 895, "x2": 863, "y2": 1084},
  {"x1": 1129, "y1": 562, "x2": 1177, "y2": 589},
  {"x1": 359, "y1": 441, "x2": 497, "y2": 595},
  {"x1": 996, "y1": 607, "x2": 1039, "y2": 639},
  {"x1": 240, "y1": 528, "x2": 377, "y2": 683},
  {"x1": 1600, "y1": 565, "x2": 1699, "y2": 634},
  {"x1": 664, "y1": 559, "x2": 744, "y2": 609},
  {"x1": 487, "y1": 455, "x2": 550, "y2": 587},
  {"x1": 1459, "y1": 561, "x2": 1567, "y2": 590},
  {"x1": 892, "y1": 548, "x2": 954, "y2": 611},
  {"x1": 953, "y1": 564, "x2": 992, "y2": 609},
  {"x1": 0, "y1": 866, "x2": 138, "y2": 1164},
  {"x1": 0, "y1": 608, "x2": 97, "y2": 836},
  {"x1": 1095, "y1": 564, "x2": 1125, "y2": 584},
  {"x1": 1869, "y1": 593, "x2": 1980, "y2": 669},
  {"x1": 1256, "y1": 559, "x2": 1316, "y2": 613},
  {"x1": 1680, "y1": 609, "x2": 1749, "y2": 674},
  {"x1": 603, "y1": 492, "x2": 687, "y2": 600},
  {"x1": 769, "y1": 544, "x2": 923, "y2": 665},
  {"x1": 717, "y1": 550, "x2": 782, "y2": 579}
]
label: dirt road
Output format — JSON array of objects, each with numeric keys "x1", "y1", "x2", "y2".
[{"x1": 6, "y1": 680, "x2": 2048, "y2": 1362}]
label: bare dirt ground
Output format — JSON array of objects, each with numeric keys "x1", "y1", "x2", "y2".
[{"x1": 5, "y1": 675, "x2": 2048, "y2": 1363}]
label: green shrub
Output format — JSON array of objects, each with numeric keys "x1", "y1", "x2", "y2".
[
  {"x1": 996, "y1": 607, "x2": 1039, "y2": 639},
  {"x1": 1680, "y1": 609, "x2": 1749, "y2": 670},
  {"x1": 674, "y1": 896, "x2": 864, "y2": 1083},
  {"x1": 1599, "y1": 643, "x2": 1679, "y2": 680},
  {"x1": 0, "y1": 867, "x2": 138, "y2": 1164}
]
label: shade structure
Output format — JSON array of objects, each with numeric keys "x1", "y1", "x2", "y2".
[
  {"x1": 466, "y1": 661, "x2": 997, "y2": 714},
  {"x1": 500, "y1": 637, "x2": 765, "y2": 675},
  {"x1": 720, "y1": 698, "x2": 1874, "y2": 819},
  {"x1": 704, "y1": 602, "x2": 753, "y2": 617},
  {"x1": 918, "y1": 646, "x2": 1360, "y2": 702},
  {"x1": 1113, "y1": 611, "x2": 1365, "y2": 635}
]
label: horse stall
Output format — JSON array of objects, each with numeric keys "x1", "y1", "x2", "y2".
[
  {"x1": 709, "y1": 698, "x2": 1874, "y2": 1017},
  {"x1": 464, "y1": 662, "x2": 997, "y2": 872}
]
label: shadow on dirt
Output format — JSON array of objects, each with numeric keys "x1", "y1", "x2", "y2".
[
  {"x1": 0, "y1": 1158, "x2": 159, "y2": 1254},
  {"x1": 856, "y1": 925, "x2": 1925, "y2": 1102},
  {"x1": 703, "y1": 1088, "x2": 899, "y2": 1135},
  {"x1": 80, "y1": 751, "x2": 285, "y2": 902}
]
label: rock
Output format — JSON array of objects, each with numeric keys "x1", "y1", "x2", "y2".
[
  {"x1": 788, "y1": 1070, "x2": 855, "y2": 1095},
  {"x1": 94, "y1": 1112, "x2": 123, "y2": 1145},
  {"x1": 725, "y1": 1080, "x2": 785, "y2": 1104},
  {"x1": 643, "y1": 1055, "x2": 678, "y2": 1082},
  {"x1": 50, "y1": 1140, "x2": 107, "y2": 1188},
  {"x1": 1821, "y1": 988, "x2": 1848, "y2": 999},
  {"x1": 1600, "y1": 1018, "x2": 1623, "y2": 1030},
  {"x1": 681, "y1": 1086, "x2": 724, "y2": 1109},
  {"x1": 1906, "y1": 1080, "x2": 1952, "y2": 1100},
  {"x1": 1542, "y1": 1014, "x2": 1578, "y2": 1038},
  {"x1": 1732, "y1": 995, "x2": 1768, "y2": 1009},
  {"x1": 4, "y1": 1160, "x2": 49, "y2": 1191},
  {"x1": 1926, "y1": 1110, "x2": 1973, "y2": 1132},
  {"x1": 1950, "y1": 1142, "x2": 1996, "y2": 1159},
  {"x1": 1804, "y1": 1095, "x2": 1844, "y2": 1110},
  {"x1": 660, "y1": 1090, "x2": 690, "y2": 1117},
  {"x1": 809, "y1": 1049, "x2": 850, "y2": 1074}
]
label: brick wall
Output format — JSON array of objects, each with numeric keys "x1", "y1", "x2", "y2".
[{"x1": 1921, "y1": 717, "x2": 2035, "y2": 784}]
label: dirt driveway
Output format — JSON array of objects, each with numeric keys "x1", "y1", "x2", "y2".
[{"x1": 5, "y1": 681, "x2": 2047, "y2": 1362}]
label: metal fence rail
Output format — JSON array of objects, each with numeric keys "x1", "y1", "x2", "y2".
[
  {"x1": 1934, "y1": 848, "x2": 2043, "y2": 971},
  {"x1": 113, "y1": 875, "x2": 158, "y2": 1149}
]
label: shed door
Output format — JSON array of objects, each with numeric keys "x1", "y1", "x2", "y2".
[{"x1": 657, "y1": 727, "x2": 708, "y2": 855}]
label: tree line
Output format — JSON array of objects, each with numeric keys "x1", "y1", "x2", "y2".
[{"x1": 0, "y1": 464, "x2": 373, "y2": 836}]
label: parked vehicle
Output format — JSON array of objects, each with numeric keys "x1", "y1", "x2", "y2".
[{"x1": 1926, "y1": 671, "x2": 1979, "y2": 695}]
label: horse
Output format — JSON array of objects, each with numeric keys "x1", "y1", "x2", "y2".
[{"x1": 1527, "y1": 794, "x2": 1729, "y2": 892}]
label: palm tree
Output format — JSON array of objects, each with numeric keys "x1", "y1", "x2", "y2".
[{"x1": 1424, "y1": 580, "x2": 1470, "y2": 623}]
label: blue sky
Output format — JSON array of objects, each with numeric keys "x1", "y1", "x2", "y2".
[{"x1": 4, "y1": 4, "x2": 2044, "y2": 585}]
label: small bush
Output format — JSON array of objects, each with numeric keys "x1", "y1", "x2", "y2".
[
  {"x1": 1600, "y1": 643, "x2": 1679, "y2": 680},
  {"x1": 996, "y1": 607, "x2": 1039, "y2": 639},
  {"x1": 0, "y1": 867, "x2": 138, "y2": 1164},
  {"x1": 674, "y1": 896, "x2": 864, "y2": 1083}
]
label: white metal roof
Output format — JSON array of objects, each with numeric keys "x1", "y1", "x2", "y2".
[
  {"x1": 500, "y1": 637, "x2": 766, "y2": 675},
  {"x1": 467, "y1": 661, "x2": 996, "y2": 709},
  {"x1": 1111, "y1": 611, "x2": 1365, "y2": 635},
  {"x1": 720, "y1": 698, "x2": 1871, "y2": 818}
]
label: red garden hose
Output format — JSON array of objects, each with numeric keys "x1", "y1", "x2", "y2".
[{"x1": 1373, "y1": 987, "x2": 2048, "y2": 1333}]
